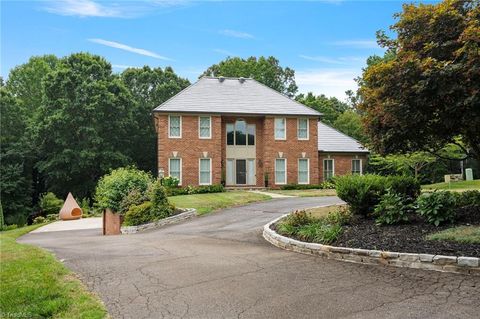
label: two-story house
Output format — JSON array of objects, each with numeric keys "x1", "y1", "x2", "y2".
[{"x1": 153, "y1": 76, "x2": 368, "y2": 187}]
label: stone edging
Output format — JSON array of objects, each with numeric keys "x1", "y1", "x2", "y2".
[
  {"x1": 263, "y1": 213, "x2": 480, "y2": 275},
  {"x1": 121, "y1": 208, "x2": 197, "y2": 234}
]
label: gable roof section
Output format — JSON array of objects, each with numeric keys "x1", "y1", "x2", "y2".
[
  {"x1": 318, "y1": 121, "x2": 369, "y2": 153},
  {"x1": 153, "y1": 77, "x2": 321, "y2": 116}
]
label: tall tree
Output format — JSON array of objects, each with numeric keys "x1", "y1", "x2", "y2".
[
  {"x1": 296, "y1": 92, "x2": 350, "y2": 125},
  {"x1": 120, "y1": 66, "x2": 190, "y2": 173},
  {"x1": 333, "y1": 110, "x2": 368, "y2": 144},
  {"x1": 0, "y1": 83, "x2": 32, "y2": 224},
  {"x1": 358, "y1": 0, "x2": 480, "y2": 160},
  {"x1": 201, "y1": 56, "x2": 298, "y2": 97},
  {"x1": 35, "y1": 53, "x2": 137, "y2": 198}
]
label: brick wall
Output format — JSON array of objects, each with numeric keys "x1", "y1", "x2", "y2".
[
  {"x1": 155, "y1": 114, "x2": 222, "y2": 186},
  {"x1": 318, "y1": 152, "x2": 368, "y2": 182}
]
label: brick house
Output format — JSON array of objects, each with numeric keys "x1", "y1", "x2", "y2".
[{"x1": 153, "y1": 77, "x2": 368, "y2": 188}]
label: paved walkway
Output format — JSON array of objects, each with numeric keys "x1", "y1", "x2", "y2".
[
  {"x1": 19, "y1": 197, "x2": 480, "y2": 319},
  {"x1": 31, "y1": 217, "x2": 102, "y2": 233},
  {"x1": 248, "y1": 190, "x2": 295, "y2": 198}
]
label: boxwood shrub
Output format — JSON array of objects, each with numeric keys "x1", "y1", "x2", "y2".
[
  {"x1": 280, "y1": 181, "x2": 335, "y2": 190},
  {"x1": 335, "y1": 174, "x2": 420, "y2": 217}
]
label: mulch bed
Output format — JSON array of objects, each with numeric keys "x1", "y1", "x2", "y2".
[{"x1": 333, "y1": 206, "x2": 480, "y2": 257}]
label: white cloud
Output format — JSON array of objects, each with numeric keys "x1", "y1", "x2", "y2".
[
  {"x1": 213, "y1": 49, "x2": 235, "y2": 56},
  {"x1": 331, "y1": 40, "x2": 379, "y2": 49},
  {"x1": 88, "y1": 38, "x2": 172, "y2": 60},
  {"x1": 112, "y1": 64, "x2": 138, "y2": 69},
  {"x1": 219, "y1": 29, "x2": 254, "y2": 39},
  {"x1": 42, "y1": 0, "x2": 189, "y2": 18},
  {"x1": 299, "y1": 55, "x2": 366, "y2": 65},
  {"x1": 295, "y1": 69, "x2": 360, "y2": 100}
]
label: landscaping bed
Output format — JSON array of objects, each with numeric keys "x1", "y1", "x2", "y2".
[{"x1": 335, "y1": 206, "x2": 480, "y2": 257}]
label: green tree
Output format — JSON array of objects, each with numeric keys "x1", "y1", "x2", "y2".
[
  {"x1": 35, "y1": 53, "x2": 137, "y2": 198},
  {"x1": 0, "y1": 84, "x2": 31, "y2": 225},
  {"x1": 296, "y1": 92, "x2": 349, "y2": 125},
  {"x1": 333, "y1": 110, "x2": 367, "y2": 144},
  {"x1": 201, "y1": 56, "x2": 297, "y2": 97},
  {"x1": 358, "y1": 0, "x2": 480, "y2": 160},
  {"x1": 120, "y1": 66, "x2": 190, "y2": 173},
  {"x1": 368, "y1": 152, "x2": 436, "y2": 180}
]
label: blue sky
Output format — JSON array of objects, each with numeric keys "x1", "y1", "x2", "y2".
[{"x1": 1, "y1": 0, "x2": 426, "y2": 100}]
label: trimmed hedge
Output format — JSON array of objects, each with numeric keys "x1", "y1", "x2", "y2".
[
  {"x1": 166, "y1": 184, "x2": 225, "y2": 197},
  {"x1": 335, "y1": 174, "x2": 420, "y2": 217},
  {"x1": 280, "y1": 181, "x2": 335, "y2": 190}
]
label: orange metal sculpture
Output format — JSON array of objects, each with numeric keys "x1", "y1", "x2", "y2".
[{"x1": 59, "y1": 192, "x2": 82, "y2": 220}]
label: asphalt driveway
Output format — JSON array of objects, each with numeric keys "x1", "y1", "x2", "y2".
[{"x1": 19, "y1": 197, "x2": 480, "y2": 319}]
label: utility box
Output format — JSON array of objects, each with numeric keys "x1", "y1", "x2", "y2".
[{"x1": 465, "y1": 168, "x2": 474, "y2": 181}]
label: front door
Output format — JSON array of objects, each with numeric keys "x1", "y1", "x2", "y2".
[{"x1": 236, "y1": 159, "x2": 247, "y2": 185}]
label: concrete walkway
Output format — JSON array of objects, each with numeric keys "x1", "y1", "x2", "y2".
[
  {"x1": 31, "y1": 217, "x2": 102, "y2": 233},
  {"x1": 248, "y1": 189, "x2": 295, "y2": 198},
  {"x1": 19, "y1": 197, "x2": 480, "y2": 319}
]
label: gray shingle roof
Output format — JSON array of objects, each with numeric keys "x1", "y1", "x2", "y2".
[
  {"x1": 318, "y1": 121, "x2": 369, "y2": 153},
  {"x1": 153, "y1": 77, "x2": 321, "y2": 116}
]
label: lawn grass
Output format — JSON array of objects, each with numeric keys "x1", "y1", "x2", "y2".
[
  {"x1": 422, "y1": 179, "x2": 480, "y2": 191},
  {"x1": 267, "y1": 189, "x2": 337, "y2": 197},
  {"x1": 0, "y1": 225, "x2": 107, "y2": 319},
  {"x1": 427, "y1": 226, "x2": 480, "y2": 244},
  {"x1": 168, "y1": 191, "x2": 271, "y2": 215}
]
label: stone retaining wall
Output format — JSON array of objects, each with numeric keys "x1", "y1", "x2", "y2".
[
  {"x1": 263, "y1": 214, "x2": 480, "y2": 275},
  {"x1": 121, "y1": 208, "x2": 197, "y2": 234}
]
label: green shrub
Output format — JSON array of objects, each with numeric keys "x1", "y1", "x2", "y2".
[
  {"x1": 39, "y1": 192, "x2": 64, "y2": 216},
  {"x1": 79, "y1": 198, "x2": 91, "y2": 216},
  {"x1": 149, "y1": 179, "x2": 174, "y2": 216},
  {"x1": 160, "y1": 176, "x2": 180, "y2": 188},
  {"x1": 386, "y1": 175, "x2": 421, "y2": 201},
  {"x1": 123, "y1": 201, "x2": 153, "y2": 226},
  {"x1": 417, "y1": 191, "x2": 456, "y2": 226},
  {"x1": 33, "y1": 216, "x2": 46, "y2": 224},
  {"x1": 280, "y1": 181, "x2": 335, "y2": 190},
  {"x1": 2, "y1": 224, "x2": 18, "y2": 231},
  {"x1": 325, "y1": 206, "x2": 351, "y2": 225},
  {"x1": 46, "y1": 214, "x2": 58, "y2": 222},
  {"x1": 335, "y1": 174, "x2": 385, "y2": 216},
  {"x1": 94, "y1": 167, "x2": 152, "y2": 212},
  {"x1": 454, "y1": 190, "x2": 480, "y2": 207},
  {"x1": 166, "y1": 184, "x2": 225, "y2": 196},
  {"x1": 281, "y1": 210, "x2": 314, "y2": 227},
  {"x1": 374, "y1": 190, "x2": 412, "y2": 225},
  {"x1": 118, "y1": 189, "x2": 149, "y2": 215}
]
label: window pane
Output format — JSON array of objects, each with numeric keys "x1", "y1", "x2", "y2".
[
  {"x1": 199, "y1": 117, "x2": 210, "y2": 137},
  {"x1": 275, "y1": 118, "x2": 285, "y2": 139},
  {"x1": 352, "y1": 160, "x2": 361, "y2": 174},
  {"x1": 170, "y1": 159, "x2": 181, "y2": 180},
  {"x1": 200, "y1": 159, "x2": 211, "y2": 184},
  {"x1": 247, "y1": 159, "x2": 255, "y2": 185},
  {"x1": 275, "y1": 159, "x2": 286, "y2": 184},
  {"x1": 226, "y1": 159, "x2": 234, "y2": 185},
  {"x1": 235, "y1": 120, "x2": 246, "y2": 145},
  {"x1": 298, "y1": 119, "x2": 308, "y2": 139},
  {"x1": 323, "y1": 159, "x2": 333, "y2": 181},
  {"x1": 298, "y1": 159, "x2": 309, "y2": 184},
  {"x1": 226, "y1": 124, "x2": 234, "y2": 145},
  {"x1": 170, "y1": 116, "x2": 180, "y2": 137},
  {"x1": 247, "y1": 124, "x2": 255, "y2": 145}
]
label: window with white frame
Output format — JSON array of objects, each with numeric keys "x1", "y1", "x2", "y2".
[
  {"x1": 323, "y1": 159, "x2": 334, "y2": 181},
  {"x1": 298, "y1": 158, "x2": 309, "y2": 184},
  {"x1": 275, "y1": 158, "x2": 287, "y2": 184},
  {"x1": 297, "y1": 118, "x2": 309, "y2": 140},
  {"x1": 169, "y1": 158, "x2": 182, "y2": 184},
  {"x1": 199, "y1": 116, "x2": 211, "y2": 138},
  {"x1": 199, "y1": 158, "x2": 211, "y2": 185},
  {"x1": 274, "y1": 117, "x2": 286, "y2": 140},
  {"x1": 169, "y1": 115, "x2": 181, "y2": 138},
  {"x1": 226, "y1": 120, "x2": 255, "y2": 146},
  {"x1": 352, "y1": 159, "x2": 362, "y2": 175}
]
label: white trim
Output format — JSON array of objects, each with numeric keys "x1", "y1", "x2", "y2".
[
  {"x1": 275, "y1": 158, "x2": 287, "y2": 185},
  {"x1": 298, "y1": 158, "x2": 310, "y2": 184},
  {"x1": 274, "y1": 117, "x2": 287, "y2": 140},
  {"x1": 198, "y1": 116, "x2": 212, "y2": 139},
  {"x1": 198, "y1": 158, "x2": 212, "y2": 185},
  {"x1": 168, "y1": 158, "x2": 182, "y2": 185},
  {"x1": 352, "y1": 159, "x2": 363, "y2": 175},
  {"x1": 168, "y1": 115, "x2": 182, "y2": 138},
  {"x1": 297, "y1": 118, "x2": 309, "y2": 140},
  {"x1": 323, "y1": 158, "x2": 335, "y2": 181}
]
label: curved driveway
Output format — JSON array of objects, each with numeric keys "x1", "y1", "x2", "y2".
[{"x1": 19, "y1": 197, "x2": 480, "y2": 319}]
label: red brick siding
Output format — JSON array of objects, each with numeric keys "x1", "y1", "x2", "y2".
[{"x1": 318, "y1": 153, "x2": 368, "y2": 182}]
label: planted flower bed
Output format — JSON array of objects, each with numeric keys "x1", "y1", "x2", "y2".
[{"x1": 273, "y1": 175, "x2": 480, "y2": 258}]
